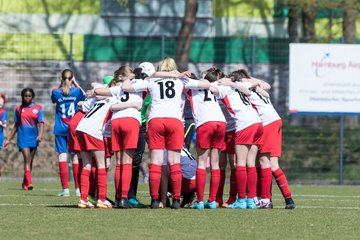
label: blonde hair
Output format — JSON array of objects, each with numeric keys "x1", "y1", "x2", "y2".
[
  {"x1": 61, "y1": 69, "x2": 73, "y2": 96},
  {"x1": 114, "y1": 66, "x2": 133, "y2": 82},
  {"x1": 157, "y1": 57, "x2": 177, "y2": 72}
]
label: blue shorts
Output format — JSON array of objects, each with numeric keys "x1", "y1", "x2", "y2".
[
  {"x1": 55, "y1": 135, "x2": 68, "y2": 153},
  {"x1": 0, "y1": 134, "x2": 3, "y2": 151}
]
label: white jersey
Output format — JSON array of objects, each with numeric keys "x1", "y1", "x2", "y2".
[
  {"x1": 132, "y1": 77, "x2": 199, "y2": 122},
  {"x1": 163, "y1": 147, "x2": 197, "y2": 180},
  {"x1": 76, "y1": 97, "x2": 117, "y2": 140},
  {"x1": 246, "y1": 88, "x2": 281, "y2": 126},
  {"x1": 187, "y1": 87, "x2": 225, "y2": 128},
  {"x1": 216, "y1": 83, "x2": 262, "y2": 131},
  {"x1": 218, "y1": 100, "x2": 236, "y2": 132},
  {"x1": 109, "y1": 82, "x2": 144, "y2": 124}
]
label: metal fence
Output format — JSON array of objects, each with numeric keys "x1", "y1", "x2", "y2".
[{"x1": 0, "y1": 33, "x2": 359, "y2": 184}]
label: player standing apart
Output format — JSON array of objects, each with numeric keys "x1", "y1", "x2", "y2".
[{"x1": 4, "y1": 88, "x2": 44, "y2": 190}]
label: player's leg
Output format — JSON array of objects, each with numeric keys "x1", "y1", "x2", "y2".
[
  {"x1": 21, "y1": 148, "x2": 33, "y2": 190},
  {"x1": 217, "y1": 151, "x2": 227, "y2": 206},
  {"x1": 94, "y1": 150, "x2": 111, "y2": 208},
  {"x1": 271, "y1": 157, "x2": 296, "y2": 209},
  {"x1": 78, "y1": 151, "x2": 94, "y2": 208},
  {"x1": 190, "y1": 147, "x2": 209, "y2": 209},
  {"x1": 258, "y1": 153, "x2": 273, "y2": 209},
  {"x1": 246, "y1": 144, "x2": 258, "y2": 209},
  {"x1": 56, "y1": 135, "x2": 70, "y2": 197},
  {"x1": 167, "y1": 149, "x2": 182, "y2": 209}
]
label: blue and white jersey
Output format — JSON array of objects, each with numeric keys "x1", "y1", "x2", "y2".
[{"x1": 51, "y1": 87, "x2": 85, "y2": 136}]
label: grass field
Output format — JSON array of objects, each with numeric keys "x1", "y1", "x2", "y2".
[{"x1": 0, "y1": 181, "x2": 359, "y2": 240}]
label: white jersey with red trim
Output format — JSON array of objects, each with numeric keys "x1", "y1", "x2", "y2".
[
  {"x1": 216, "y1": 83, "x2": 261, "y2": 131},
  {"x1": 218, "y1": 100, "x2": 236, "y2": 132},
  {"x1": 187, "y1": 88, "x2": 225, "y2": 128},
  {"x1": 76, "y1": 97, "x2": 117, "y2": 140},
  {"x1": 246, "y1": 87, "x2": 281, "y2": 126},
  {"x1": 132, "y1": 77, "x2": 199, "y2": 122},
  {"x1": 109, "y1": 82, "x2": 144, "y2": 124}
]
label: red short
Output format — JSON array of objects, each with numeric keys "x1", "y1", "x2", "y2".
[
  {"x1": 104, "y1": 137, "x2": 112, "y2": 158},
  {"x1": 111, "y1": 117, "x2": 140, "y2": 152},
  {"x1": 235, "y1": 123, "x2": 263, "y2": 145},
  {"x1": 181, "y1": 177, "x2": 196, "y2": 193},
  {"x1": 77, "y1": 131, "x2": 105, "y2": 152},
  {"x1": 196, "y1": 121, "x2": 226, "y2": 149},
  {"x1": 259, "y1": 120, "x2": 282, "y2": 157},
  {"x1": 147, "y1": 118, "x2": 184, "y2": 150},
  {"x1": 68, "y1": 111, "x2": 85, "y2": 152},
  {"x1": 221, "y1": 130, "x2": 235, "y2": 154}
]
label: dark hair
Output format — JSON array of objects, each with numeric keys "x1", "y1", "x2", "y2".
[
  {"x1": 228, "y1": 69, "x2": 251, "y2": 82},
  {"x1": 19, "y1": 88, "x2": 35, "y2": 121},
  {"x1": 190, "y1": 73, "x2": 198, "y2": 80},
  {"x1": 204, "y1": 67, "x2": 224, "y2": 82},
  {"x1": 0, "y1": 93, "x2": 6, "y2": 105},
  {"x1": 134, "y1": 67, "x2": 148, "y2": 80}
]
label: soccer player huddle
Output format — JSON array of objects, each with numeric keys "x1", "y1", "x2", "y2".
[{"x1": 2, "y1": 56, "x2": 296, "y2": 210}]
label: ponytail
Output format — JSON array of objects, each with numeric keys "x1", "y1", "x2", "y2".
[{"x1": 62, "y1": 78, "x2": 71, "y2": 96}]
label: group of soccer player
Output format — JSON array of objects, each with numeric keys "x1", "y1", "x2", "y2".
[{"x1": 1, "y1": 56, "x2": 296, "y2": 210}]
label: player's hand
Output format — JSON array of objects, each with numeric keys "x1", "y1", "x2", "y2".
[
  {"x1": 3, "y1": 139, "x2": 10, "y2": 149},
  {"x1": 86, "y1": 89, "x2": 95, "y2": 98},
  {"x1": 36, "y1": 136, "x2": 42, "y2": 143},
  {"x1": 180, "y1": 70, "x2": 192, "y2": 78}
]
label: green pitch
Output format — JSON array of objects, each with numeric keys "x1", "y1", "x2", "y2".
[{"x1": 0, "y1": 182, "x2": 359, "y2": 240}]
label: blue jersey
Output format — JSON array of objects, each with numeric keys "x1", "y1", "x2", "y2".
[
  {"x1": 51, "y1": 87, "x2": 85, "y2": 136},
  {"x1": 0, "y1": 109, "x2": 7, "y2": 150},
  {"x1": 14, "y1": 103, "x2": 44, "y2": 149}
]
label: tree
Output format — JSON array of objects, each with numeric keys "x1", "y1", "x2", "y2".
[
  {"x1": 301, "y1": 1, "x2": 318, "y2": 42},
  {"x1": 176, "y1": 0, "x2": 198, "y2": 71},
  {"x1": 287, "y1": 0, "x2": 299, "y2": 43},
  {"x1": 342, "y1": 0, "x2": 357, "y2": 44}
]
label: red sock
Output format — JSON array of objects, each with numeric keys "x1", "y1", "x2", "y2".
[
  {"x1": 149, "y1": 164, "x2": 162, "y2": 200},
  {"x1": 115, "y1": 164, "x2": 121, "y2": 199},
  {"x1": 72, "y1": 163, "x2": 80, "y2": 188},
  {"x1": 256, "y1": 167, "x2": 262, "y2": 197},
  {"x1": 80, "y1": 169, "x2": 91, "y2": 201},
  {"x1": 216, "y1": 169, "x2": 226, "y2": 203},
  {"x1": 25, "y1": 170, "x2": 32, "y2": 185},
  {"x1": 196, "y1": 168, "x2": 206, "y2": 202},
  {"x1": 208, "y1": 169, "x2": 220, "y2": 202},
  {"x1": 78, "y1": 158, "x2": 82, "y2": 187},
  {"x1": 261, "y1": 168, "x2": 272, "y2": 199},
  {"x1": 246, "y1": 167, "x2": 257, "y2": 198},
  {"x1": 58, "y1": 162, "x2": 69, "y2": 189},
  {"x1": 228, "y1": 169, "x2": 237, "y2": 202},
  {"x1": 121, "y1": 164, "x2": 132, "y2": 198},
  {"x1": 169, "y1": 163, "x2": 182, "y2": 199},
  {"x1": 273, "y1": 168, "x2": 292, "y2": 199},
  {"x1": 236, "y1": 166, "x2": 247, "y2": 198},
  {"x1": 97, "y1": 168, "x2": 107, "y2": 202},
  {"x1": 22, "y1": 172, "x2": 27, "y2": 185},
  {"x1": 89, "y1": 166, "x2": 97, "y2": 198}
]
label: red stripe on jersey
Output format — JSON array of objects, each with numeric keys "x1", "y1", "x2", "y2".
[
  {"x1": 222, "y1": 96, "x2": 235, "y2": 116},
  {"x1": 187, "y1": 89, "x2": 195, "y2": 114},
  {"x1": 142, "y1": 92, "x2": 147, "y2": 100},
  {"x1": 62, "y1": 118, "x2": 71, "y2": 123},
  {"x1": 103, "y1": 110, "x2": 113, "y2": 129},
  {"x1": 250, "y1": 100, "x2": 259, "y2": 113}
]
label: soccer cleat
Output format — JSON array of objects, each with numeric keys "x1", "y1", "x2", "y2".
[
  {"x1": 189, "y1": 201, "x2": 205, "y2": 209},
  {"x1": 27, "y1": 185, "x2": 33, "y2": 191},
  {"x1": 246, "y1": 198, "x2": 257, "y2": 209},
  {"x1": 78, "y1": 199, "x2": 94, "y2": 209},
  {"x1": 96, "y1": 199, "x2": 113, "y2": 209},
  {"x1": 58, "y1": 188, "x2": 70, "y2": 197},
  {"x1": 255, "y1": 197, "x2": 262, "y2": 209},
  {"x1": 171, "y1": 199, "x2": 181, "y2": 209},
  {"x1": 75, "y1": 188, "x2": 81, "y2": 197},
  {"x1": 128, "y1": 198, "x2": 147, "y2": 208},
  {"x1": 181, "y1": 192, "x2": 196, "y2": 208},
  {"x1": 88, "y1": 196, "x2": 97, "y2": 205},
  {"x1": 117, "y1": 198, "x2": 132, "y2": 209},
  {"x1": 285, "y1": 198, "x2": 296, "y2": 209},
  {"x1": 22, "y1": 182, "x2": 28, "y2": 191},
  {"x1": 151, "y1": 199, "x2": 160, "y2": 209},
  {"x1": 226, "y1": 198, "x2": 247, "y2": 209},
  {"x1": 204, "y1": 201, "x2": 217, "y2": 209},
  {"x1": 260, "y1": 199, "x2": 273, "y2": 209}
]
